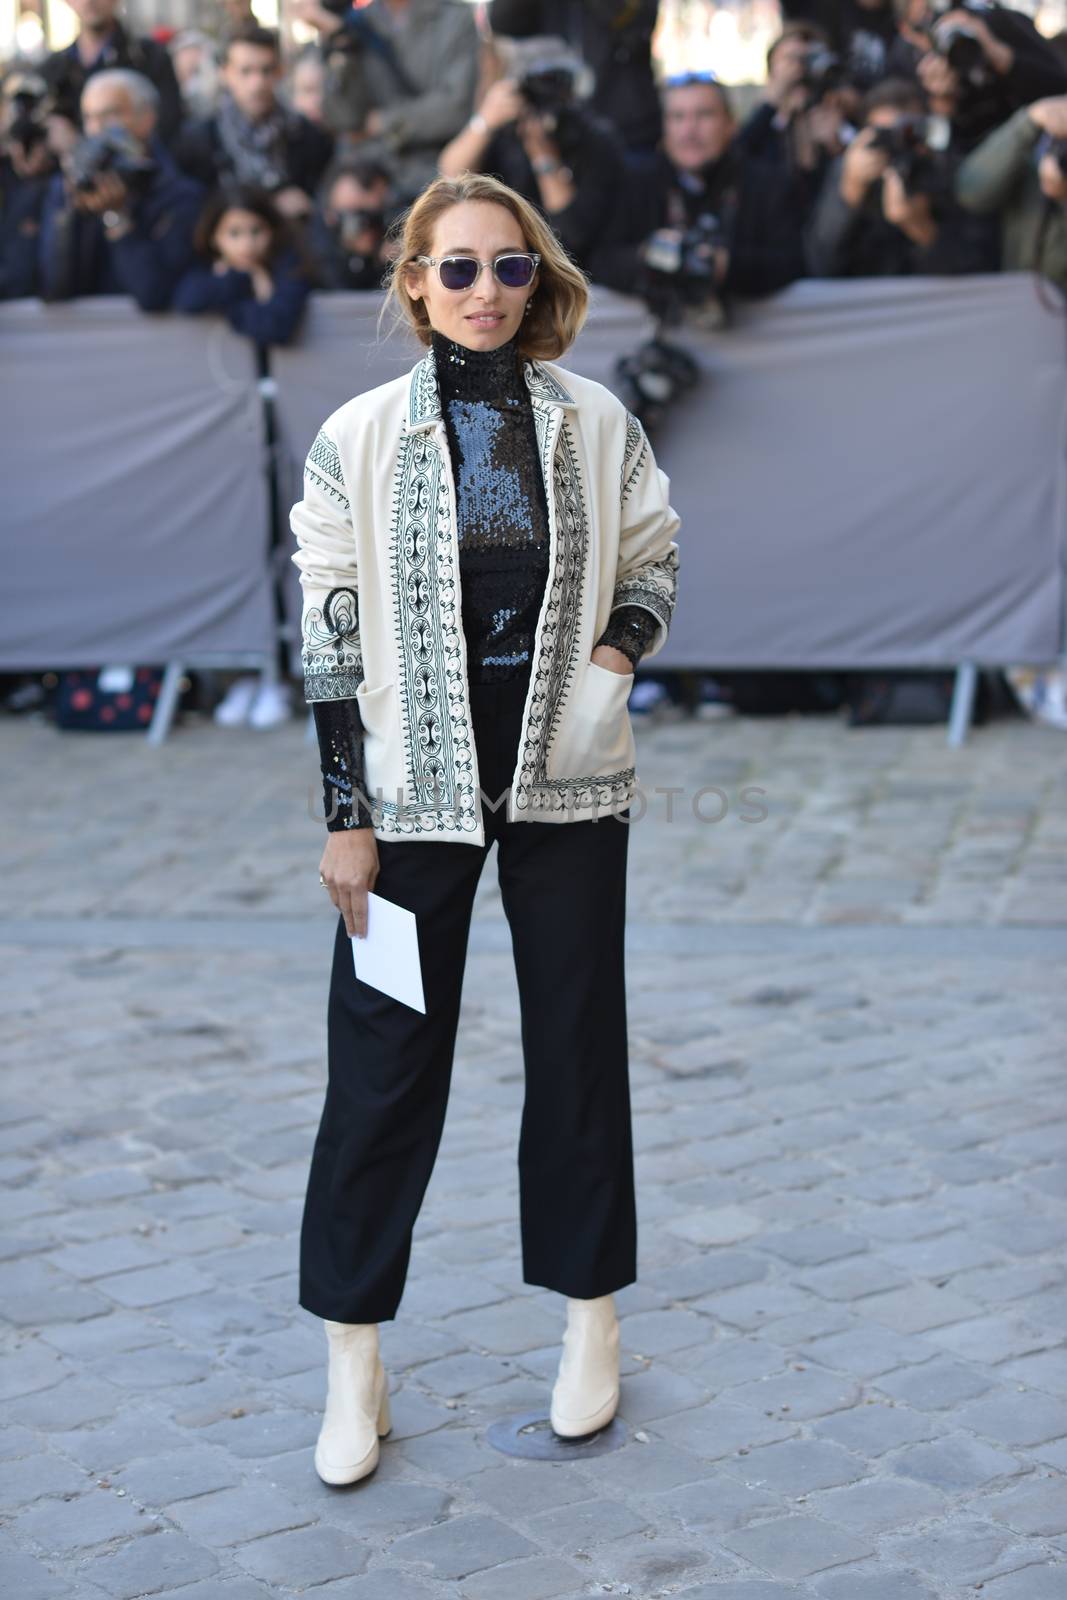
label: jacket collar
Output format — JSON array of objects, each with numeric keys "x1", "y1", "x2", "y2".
[{"x1": 406, "y1": 342, "x2": 576, "y2": 430}]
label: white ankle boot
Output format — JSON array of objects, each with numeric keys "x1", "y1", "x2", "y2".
[
  {"x1": 550, "y1": 1293, "x2": 620, "y2": 1438},
  {"x1": 314, "y1": 1320, "x2": 391, "y2": 1485}
]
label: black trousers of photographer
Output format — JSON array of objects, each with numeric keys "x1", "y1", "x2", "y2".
[{"x1": 299, "y1": 671, "x2": 637, "y2": 1324}]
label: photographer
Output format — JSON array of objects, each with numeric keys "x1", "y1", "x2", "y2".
[
  {"x1": 783, "y1": 0, "x2": 900, "y2": 92},
  {"x1": 739, "y1": 23, "x2": 853, "y2": 214},
  {"x1": 956, "y1": 94, "x2": 1067, "y2": 288},
  {"x1": 40, "y1": 0, "x2": 184, "y2": 151},
  {"x1": 894, "y1": 0, "x2": 1067, "y2": 153},
  {"x1": 806, "y1": 76, "x2": 997, "y2": 275},
  {"x1": 175, "y1": 25, "x2": 334, "y2": 224},
  {"x1": 488, "y1": 0, "x2": 662, "y2": 158},
  {"x1": 38, "y1": 70, "x2": 203, "y2": 310},
  {"x1": 306, "y1": 156, "x2": 401, "y2": 289},
  {"x1": 1, "y1": 71, "x2": 58, "y2": 300},
  {"x1": 589, "y1": 73, "x2": 806, "y2": 320},
  {"x1": 289, "y1": 0, "x2": 478, "y2": 203},
  {"x1": 437, "y1": 40, "x2": 624, "y2": 272}
]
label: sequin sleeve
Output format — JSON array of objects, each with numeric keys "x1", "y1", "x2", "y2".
[
  {"x1": 312, "y1": 698, "x2": 376, "y2": 831},
  {"x1": 595, "y1": 604, "x2": 660, "y2": 668}
]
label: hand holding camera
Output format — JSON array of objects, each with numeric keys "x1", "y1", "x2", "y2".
[
  {"x1": 881, "y1": 166, "x2": 937, "y2": 244},
  {"x1": 1029, "y1": 96, "x2": 1067, "y2": 141},
  {"x1": 840, "y1": 127, "x2": 891, "y2": 207}
]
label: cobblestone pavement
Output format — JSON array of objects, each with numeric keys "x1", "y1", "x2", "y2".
[{"x1": 2, "y1": 707, "x2": 1066, "y2": 1600}]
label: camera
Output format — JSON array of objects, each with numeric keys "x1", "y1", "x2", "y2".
[
  {"x1": 869, "y1": 116, "x2": 944, "y2": 197},
  {"x1": 336, "y1": 207, "x2": 385, "y2": 248},
  {"x1": 614, "y1": 337, "x2": 700, "y2": 432},
  {"x1": 643, "y1": 211, "x2": 725, "y2": 281},
  {"x1": 798, "y1": 45, "x2": 844, "y2": 104},
  {"x1": 4, "y1": 71, "x2": 52, "y2": 157},
  {"x1": 67, "y1": 124, "x2": 156, "y2": 196},
  {"x1": 1037, "y1": 133, "x2": 1067, "y2": 178},
  {"x1": 933, "y1": 18, "x2": 990, "y2": 87},
  {"x1": 518, "y1": 64, "x2": 579, "y2": 116}
]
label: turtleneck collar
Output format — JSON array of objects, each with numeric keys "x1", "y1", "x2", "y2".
[{"x1": 431, "y1": 327, "x2": 527, "y2": 404}]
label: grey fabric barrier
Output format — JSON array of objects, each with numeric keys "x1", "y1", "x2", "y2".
[
  {"x1": 2, "y1": 299, "x2": 274, "y2": 670},
  {"x1": 4, "y1": 279, "x2": 1063, "y2": 677},
  {"x1": 272, "y1": 276, "x2": 1065, "y2": 670}
]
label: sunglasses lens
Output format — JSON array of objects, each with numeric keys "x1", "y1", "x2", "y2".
[
  {"x1": 439, "y1": 256, "x2": 479, "y2": 290},
  {"x1": 496, "y1": 255, "x2": 535, "y2": 288}
]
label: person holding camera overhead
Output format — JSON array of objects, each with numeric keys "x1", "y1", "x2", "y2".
[
  {"x1": 288, "y1": 0, "x2": 479, "y2": 203},
  {"x1": 290, "y1": 171, "x2": 679, "y2": 1485},
  {"x1": 738, "y1": 23, "x2": 853, "y2": 217},
  {"x1": 437, "y1": 37, "x2": 625, "y2": 274},
  {"x1": 38, "y1": 69, "x2": 203, "y2": 309}
]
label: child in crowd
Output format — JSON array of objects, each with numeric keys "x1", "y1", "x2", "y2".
[{"x1": 173, "y1": 182, "x2": 311, "y2": 345}]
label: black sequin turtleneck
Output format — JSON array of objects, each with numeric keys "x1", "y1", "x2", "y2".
[
  {"x1": 312, "y1": 329, "x2": 659, "y2": 831},
  {"x1": 432, "y1": 325, "x2": 551, "y2": 685}
]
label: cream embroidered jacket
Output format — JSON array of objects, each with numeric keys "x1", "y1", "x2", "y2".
[{"x1": 290, "y1": 345, "x2": 680, "y2": 845}]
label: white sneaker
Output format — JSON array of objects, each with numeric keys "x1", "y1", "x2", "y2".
[
  {"x1": 248, "y1": 681, "x2": 292, "y2": 729},
  {"x1": 550, "y1": 1293, "x2": 620, "y2": 1438},
  {"x1": 314, "y1": 1321, "x2": 392, "y2": 1486},
  {"x1": 212, "y1": 675, "x2": 259, "y2": 727}
]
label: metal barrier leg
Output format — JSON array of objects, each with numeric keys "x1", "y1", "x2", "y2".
[
  {"x1": 146, "y1": 661, "x2": 186, "y2": 745},
  {"x1": 947, "y1": 661, "x2": 978, "y2": 748}
]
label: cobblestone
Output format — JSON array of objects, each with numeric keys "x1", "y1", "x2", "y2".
[{"x1": 2, "y1": 709, "x2": 1065, "y2": 1599}]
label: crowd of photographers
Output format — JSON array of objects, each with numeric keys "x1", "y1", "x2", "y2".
[{"x1": 4, "y1": 0, "x2": 1067, "y2": 344}]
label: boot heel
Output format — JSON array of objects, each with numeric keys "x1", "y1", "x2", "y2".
[{"x1": 377, "y1": 1379, "x2": 392, "y2": 1436}]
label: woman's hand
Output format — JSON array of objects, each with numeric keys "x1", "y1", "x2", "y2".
[
  {"x1": 320, "y1": 830, "x2": 380, "y2": 939},
  {"x1": 591, "y1": 644, "x2": 635, "y2": 675}
]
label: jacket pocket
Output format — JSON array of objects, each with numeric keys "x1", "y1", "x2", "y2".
[
  {"x1": 354, "y1": 680, "x2": 403, "y2": 807},
  {"x1": 547, "y1": 659, "x2": 636, "y2": 780}
]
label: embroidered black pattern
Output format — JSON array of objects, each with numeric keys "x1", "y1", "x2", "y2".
[
  {"x1": 306, "y1": 428, "x2": 348, "y2": 505},
  {"x1": 376, "y1": 426, "x2": 478, "y2": 835},
  {"x1": 303, "y1": 347, "x2": 672, "y2": 834},
  {"x1": 511, "y1": 409, "x2": 635, "y2": 814},
  {"x1": 621, "y1": 411, "x2": 648, "y2": 504},
  {"x1": 611, "y1": 549, "x2": 680, "y2": 633}
]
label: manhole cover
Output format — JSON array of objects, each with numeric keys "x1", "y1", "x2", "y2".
[{"x1": 486, "y1": 1408, "x2": 628, "y2": 1460}]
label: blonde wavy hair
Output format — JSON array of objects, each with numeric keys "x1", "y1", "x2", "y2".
[{"x1": 381, "y1": 172, "x2": 589, "y2": 360}]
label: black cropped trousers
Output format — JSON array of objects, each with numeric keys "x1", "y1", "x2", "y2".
[{"x1": 299, "y1": 671, "x2": 637, "y2": 1323}]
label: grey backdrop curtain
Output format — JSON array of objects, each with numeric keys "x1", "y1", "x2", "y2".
[
  {"x1": 4, "y1": 279, "x2": 1063, "y2": 676},
  {"x1": 3, "y1": 300, "x2": 274, "y2": 669},
  {"x1": 272, "y1": 276, "x2": 1066, "y2": 671}
]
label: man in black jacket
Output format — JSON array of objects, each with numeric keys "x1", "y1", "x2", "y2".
[
  {"x1": 588, "y1": 74, "x2": 806, "y2": 311},
  {"x1": 40, "y1": 0, "x2": 184, "y2": 149},
  {"x1": 175, "y1": 24, "x2": 333, "y2": 222}
]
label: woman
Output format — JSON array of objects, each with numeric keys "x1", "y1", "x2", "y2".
[{"x1": 290, "y1": 171, "x2": 680, "y2": 1486}]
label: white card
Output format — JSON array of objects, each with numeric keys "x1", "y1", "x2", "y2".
[{"x1": 350, "y1": 891, "x2": 425, "y2": 1014}]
